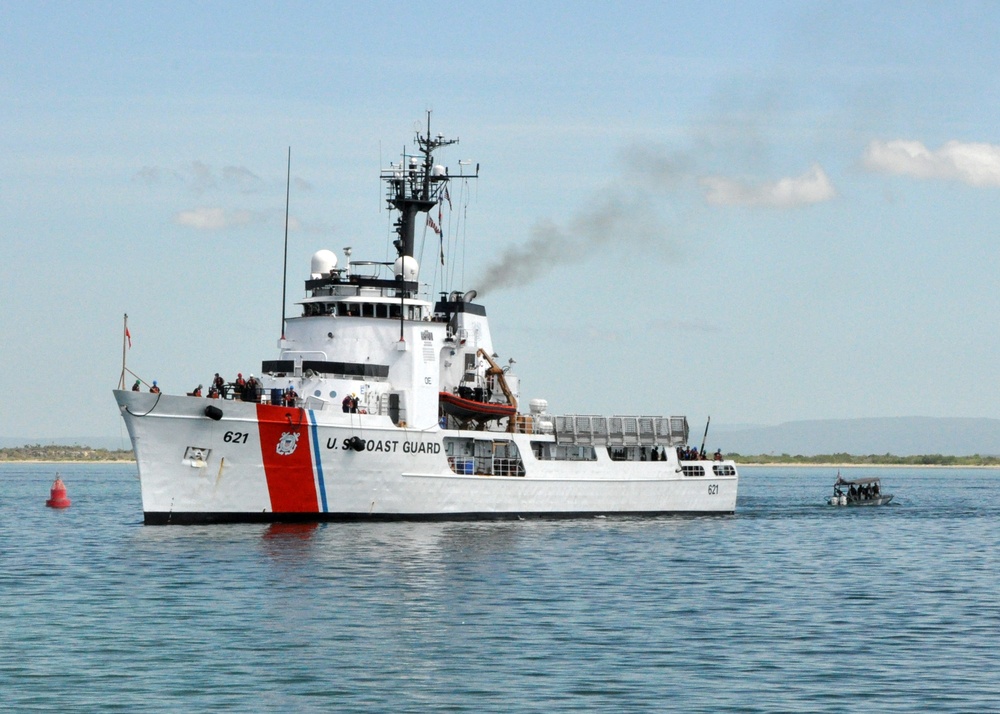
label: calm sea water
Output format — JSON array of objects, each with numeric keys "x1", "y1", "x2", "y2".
[{"x1": 2, "y1": 463, "x2": 998, "y2": 712}]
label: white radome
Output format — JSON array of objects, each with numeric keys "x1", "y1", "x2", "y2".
[
  {"x1": 310, "y1": 249, "x2": 338, "y2": 278},
  {"x1": 394, "y1": 255, "x2": 419, "y2": 281}
]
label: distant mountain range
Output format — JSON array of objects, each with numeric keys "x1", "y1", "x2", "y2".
[
  {"x1": 713, "y1": 417, "x2": 1000, "y2": 457},
  {"x1": 4, "y1": 417, "x2": 1000, "y2": 457}
]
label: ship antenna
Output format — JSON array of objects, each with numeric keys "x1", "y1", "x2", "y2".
[
  {"x1": 280, "y1": 146, "x2": 291, "y2": 340},
  {"x1": 119, "y1": 312, "x2": 129, "y2": 389}
]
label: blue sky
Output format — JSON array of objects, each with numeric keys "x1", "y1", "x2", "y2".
[{"x1": 4, "y1": 1, "x2": 1000, "y2": 442}]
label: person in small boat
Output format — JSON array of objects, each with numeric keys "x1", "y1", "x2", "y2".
[
  {"x1": 132, "y1": 379, "x2": 141, "y2": 392},
  {"x1": 713, "y1": 449, "x2": 723, "y2": 461},
  {"x1": 149, "y1": 380, "x2": 160, "y2": 394}
]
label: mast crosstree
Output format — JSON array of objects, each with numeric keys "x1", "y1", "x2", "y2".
[{"x1": 381, "y1": 112, "x2": 478, "y2": 282}]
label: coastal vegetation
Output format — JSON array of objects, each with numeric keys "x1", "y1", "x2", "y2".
[
  {"x1": 0, "y1": 444, "x2": 134, "y2": 462},
  {"x1": 728, "y1": 453, "x2": 1000, "y2": 466}
]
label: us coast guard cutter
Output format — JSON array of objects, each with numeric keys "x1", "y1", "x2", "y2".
[{"x1": 114, "y1": 117, "x2": 739, "y2": 524}]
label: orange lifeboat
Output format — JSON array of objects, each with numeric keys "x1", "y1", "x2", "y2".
[{"x1": 439, "y1": 391, "x2": 517, "y2": 421}]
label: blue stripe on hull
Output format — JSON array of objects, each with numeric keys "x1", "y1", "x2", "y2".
[{"x1": 307, "y1": 409, "x2": 328, "y2": 512}]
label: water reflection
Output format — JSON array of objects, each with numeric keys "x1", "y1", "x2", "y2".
[{"x1": 262, "y1": 521, "x2": 321, "y2": 540}]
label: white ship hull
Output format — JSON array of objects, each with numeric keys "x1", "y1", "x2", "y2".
[{"x1": 116, "y1": 391, "x2": 737, "y2": 524}]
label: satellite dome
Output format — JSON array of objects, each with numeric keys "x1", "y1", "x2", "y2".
[
  {"x1": 310, "y1": 249, "x2": 338, "y2": 278},
  {"x1": 394, "y1": 255, "x2": 419, "y2": 281}
]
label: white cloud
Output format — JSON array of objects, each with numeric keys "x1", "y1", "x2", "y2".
[
  {"x1": 174, "y1": 207, "x2": 266, "y2": 230},
  {"x1": 186, "y1": 161, "x2": 216, "y2": 192},
  {"x1": 863, "y1": 139, "x2": 1000, "y2": 187},
  {"x1": 700, "y1": 164, "x2": 836, "y2": 207},
  {"x1": 221, "y1": 165, "x2": 264, "y2": 193},
  {"x1": 132, "y1": 166, "x2": 163, "y2": 185},
  {"x1": 133, "y1": 161, "x2": 278, "y2": 193}
]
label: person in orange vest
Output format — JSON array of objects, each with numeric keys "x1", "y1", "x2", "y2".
[
  {"x1": 234, "y1": 373, "x2": 246, "y2": 401},
  {"x1": 149, "y1": 381, "x2": 161, "y2": 393}
]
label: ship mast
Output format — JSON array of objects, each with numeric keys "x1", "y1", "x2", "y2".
[{"x1": 381, "y1": 112, "x2": 477, "y2": 296}]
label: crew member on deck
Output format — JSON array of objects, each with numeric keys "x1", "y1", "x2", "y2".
[
  {"x1": 342, "y1": 395, "x2": 352, "y2": 412},
  {"x1": 284, "y1": 384, "x2": 298, "y2": 407},
  {"x1": 191, "y1": 385, "x2": 203, "y2": 397},
  {"x1": 714, "y1": 449, "x2": 723, "y2": 461},
  {"x1": 243, "y1": 375, "x2": 260, "y2": 402}
]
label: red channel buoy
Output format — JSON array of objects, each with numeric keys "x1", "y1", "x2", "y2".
[{"x1": 46, "y1": 476, "x2": 72, "y2": 509}]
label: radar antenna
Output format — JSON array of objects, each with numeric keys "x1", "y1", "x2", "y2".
[{"x1": 381, "y1": 111, "x2": 478, "y2": 295}]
